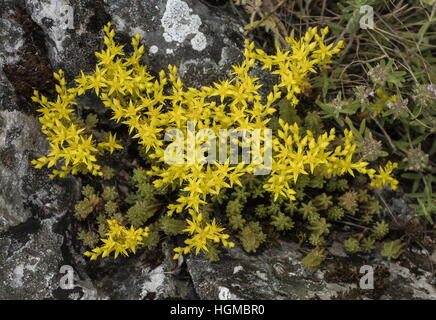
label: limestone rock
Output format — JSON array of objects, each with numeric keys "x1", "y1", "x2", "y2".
[{"x1": 186, "y1": 241, "x2": 436, "y2": 300}]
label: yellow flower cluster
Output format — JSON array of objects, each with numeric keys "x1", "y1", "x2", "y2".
[
  {"x1": 369, "y1": 161, "x2": 399, "y2": 190},
  {"x1": 265, "y1": 119, "x2": 369, "y2": 201},
  {"x1": 251, "y1": 26, "x2": 344, "y2": 105},
  {"x1": 173, "y1": 212, "x2": 235, "y2": 260},
  {"x1": 32, "y1": 23, "x2": 398, "y2": 259},
  {"x1": 32, "y1": 69, "x2": 123, "y2": 178},
  {"x1": 84, "y1": 219, "x2": 149, "y2": 260}
]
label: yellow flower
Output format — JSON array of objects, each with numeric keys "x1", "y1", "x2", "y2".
[
  {"x1": 370, "y1": 161, "x2": 399, "y2": 190},
  {"x1": 98, "y1": 132, "x2": 123, "y2": 153},
  {"x1": 173, "y1": 213, "x2": 234, "y2": 260},
  {"x1": 84, "y1": 219, "x2": 149, "y2": 260}
]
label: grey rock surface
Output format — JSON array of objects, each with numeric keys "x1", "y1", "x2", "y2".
[
  {"x1": 187, "y1": 242, "x2": 436, "y2": 300},
  {"x1": 103, "y1": 0, "x2": 244, "y2": 87},
  {"x1": 0, "y1": 218, "x2": 64, "y2": 299},
  {"x1": 187, "y1": 242, "x2": 331, "y2": 300},
  {"x1": 0, "y1": 109, "x2": 46, "y2": 232},
  {"x1": 0, "y1": 15, "x2": 25, "y2": 68},
  {"x1": 24, "y1": 0, "x2": 110, "y2": 77},
  {"x1": 0, "y1": 9, "x2": 80, "y2": 296},
  {"x1": 22, "y1": 0, "x2": 244, "y2": 85}
]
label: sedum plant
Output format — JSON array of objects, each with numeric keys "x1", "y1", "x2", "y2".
[
  {"x1": 84, "y1": 219, "x2": 149, "y2": 260},
  {"x1": 32, "y1": 23, "x2": 401, "y2": 263}
]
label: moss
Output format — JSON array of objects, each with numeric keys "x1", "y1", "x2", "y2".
[
  {"x1": 74, "y1": 199, "x2": 95, "y2": 221},
  {"x1": 97, "y1": 215, "x2": 108, "y2": 237},
  {"x1": 78, "y1": 230, "x2": 100, "y2": 248},
  {"x1": 199, "y1": 203, "x2": 215, "y2": 222},
  {"x1": 338, "y1": 191, "x2": 359, "y2": 215},
  {"x1": 299, "y1": 202, "x2": 320, "y2": 223},
  {"x1": 354, "y1": 175, "x2": 368, "y2": 187},
  {"x1": 362, "y1": 199, "x2": 381, "y2": 215},
  {"x1": 229, "y1": 213, "x2": 246, "y2": 231},
  {"x1": 295, "y1": 174, "x2": 311, "y2": 190},
  {"x1": 308, "y1": 233, "x2": 325, "y2": 246},
  {"x1": 255, "y1": 204, "x2": 269, "y2": 218},
  {"x1": 308, "y1": 217, "x2": 331, "y2": 237},
  {"x1": 112, "y1": 212, "x2": 125, "y2": 225},
  {"x1": 238, "y1": 222, "x2": 266, "y2": 253},
  {"x1": 142, "y1": 224, "x2": 160, "y2": 249},
  {"x1": 361, "y1": 237, "x2": 376, "y2": 252},
  {"x1": 271, "y1": 212, "x2": 294, "y2": 231},
  {"x1": 328, "y1": 206, "x2": 345, "y2": 220},
  {"x1": 250, "y1": 184, "x2": 265, "y2": 199},
  {"x1": 302, "y1": 248, "x2": 327, "y2": 271},
  {"x1": 231, "y1": 187, "x2": 249, "y2": 203},
  {"x1": 159, "y1": 216, "x2": 186, "y2": 236},
  {"x1": 356, "y1": 189, "x2": 370, "y2": 203},
  {"x1": 268, "y1": 202, "x2": 282, "y2": 216},
  {"x1": 102, "y1": 186, "x2": 118, "y2": 202},
  {"x1": 81, "y1": 185, "x2": 96, "y2": 198},
  {"x1": 85, "y1": 113, "x2": 99, "y2": 129},
  {"x1": 312, "y1": 193, "x2": 333, "y2": 210},
  {"x1": 304, "y1": 111, "x2": 324, "y2": 135},
  {"x1": 211, "y1": 189, "x2": 228, "y2": 205},
  {"x1": 205, "y1": 244, "x2": 221, "y2": 262},
  {"x1": 381, "y1": 240, "x2": 405, "y2": 260},
  {"x1": 308, "y1": 175, "x2": 325, "y2": 189},
  {"x1": 372, "y1": 221, "x2": 389, "y2": 240},
  {"x1": 104, "y1": 200, "x2": 118, "y2": 215},
  {"x1": 344, "y1": 237, "x2": 360, "y2": 253},
  {"x1": 127, "y1": 200, "x2": 159, "y2": 228},
  {"x1": 101, "y1": 166, "x2": 115, "y2": 180},
  {"x1": 361, "y1": 213, "x2": 374, "y2": 224},
  {"x1": 336, "y1": 179, "x2": 349, "y2": 192},
  {"x1": 326, "y1": 179, "x2": 338, "y2": 193},
  {"x1": 129, "y1": 168, "x2": 156, "y2": 203},
  {"x1": 284, "y1": 201, "x2": 298, "y2": 215},
  {"x1": 226, "y1": 199, "x2": 243, "y2": 217}
]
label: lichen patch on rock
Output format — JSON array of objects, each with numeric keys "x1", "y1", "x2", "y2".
[{"x1": 161, "y1": 0, "x2": 207, "y2": 51}]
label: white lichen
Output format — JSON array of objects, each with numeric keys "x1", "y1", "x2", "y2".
[
  {"x1": 131, "y1": 26, "x2": 146, "y2": 39},
  {"x1": 27, "y1": 0, "x2": 74, "y2": 59},
  {"x1": 233, "y1": 265, "x2": 243, "y2": 274},
  {"x1": 190, "y1": 32, "x2": 207, "y2": 51},
  {"x1": 0, "y1": 18, "x2": 25, "y2": 67},
  {"x1": 11, "y1": 264, "x2": 24, "y2": 288},
  {"x1": 10, "y1": 258, "x2": 40, "y2": 288},
  {"x1": 149, "y1": 45, "x2": 159, "y2": 55},
  {"x1": 140, "y1": 265, "x2": 166, "y2": 299},
  {"x1": 255, "y1": 271, "x2": 268, "y2": 281},
  {"x1": 161, "y1": 0, "x2": 207, "y2": 52}
]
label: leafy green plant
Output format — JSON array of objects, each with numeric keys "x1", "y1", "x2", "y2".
[
  {"x1": 302, "y1": 248, "x2": 327, "y2": 271},
  {"x1": 381, "y1": 240, "x2": 406, "y2": 260}
]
